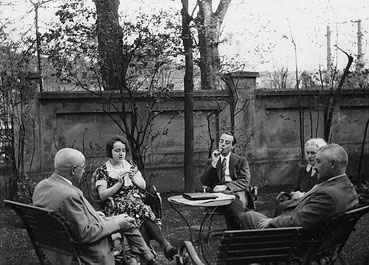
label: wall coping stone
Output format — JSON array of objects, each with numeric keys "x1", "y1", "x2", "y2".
[
  {"x1": 38, "y1": 90, "x2": 230, "y2": 101},
  {"x1": 255, "y1": 88, "x2": 369, "y2": 98}
]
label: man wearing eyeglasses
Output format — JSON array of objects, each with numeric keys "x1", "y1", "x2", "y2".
[{"x1": 33, "y1": 148, "x2": 158, "y2": 265}]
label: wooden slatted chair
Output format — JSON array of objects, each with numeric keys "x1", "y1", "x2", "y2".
[
  {"x1": 4, "y1": 199, "x2": 127, "y2": 265},
  {"x1": 300, "y1": 204, "x2": 369, "y2": 265},
  {"x1": 216, "y1": 227, "x2": 304, "y2": 265},
  {"x1": 176, "y1": 204, "x2": 369, "y2": 265},
  {"x1": 4, "y1": 199, "x2": 83, "y2": 265},
  {"x1": 177, "y1": 227, "x2": 304, "y2": 265}
]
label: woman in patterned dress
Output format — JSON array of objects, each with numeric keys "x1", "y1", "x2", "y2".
[{"x1": 94, "y1": 136, "x2": 177, "y2": 261}]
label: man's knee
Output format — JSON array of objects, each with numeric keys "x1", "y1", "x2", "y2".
[{"x1": 239, "y1": 211, "x2": 260, "y2": 230}]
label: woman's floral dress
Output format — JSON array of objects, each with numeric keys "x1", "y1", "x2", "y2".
[{"x1": 94, "y1": 160, "x2": 158, "y2": 227}]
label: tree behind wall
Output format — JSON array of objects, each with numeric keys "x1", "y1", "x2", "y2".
[
  {"x1": 44, "y1": 1, "x2": 182, "y2": 172},
  {"x1": 93, "y1": 0, "x2": 125, "y2": 91},
  {"x1": 196, "y1": 0, "x2": 231, "y2": 90}
]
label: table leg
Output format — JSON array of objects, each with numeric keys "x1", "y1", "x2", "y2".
[
  {"x1": 168, "y1": 201, "x2": 194, "y2": 243},
  {"x1": 198, "y1": 207, "x2": 219, "y2": 265}
]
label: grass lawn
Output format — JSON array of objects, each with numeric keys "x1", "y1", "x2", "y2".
[{"x1": 1, "y1": 187, "x2": 369, "y2": 264}]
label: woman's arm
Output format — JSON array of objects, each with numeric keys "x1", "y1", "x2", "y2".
[
  {"x1": 126, "y1": 168, "x2": 146, "y2": 189},
  {"x1": 97, "y1": 174, "x2": 124, "y2": 201}
]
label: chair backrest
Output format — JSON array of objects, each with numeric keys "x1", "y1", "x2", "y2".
[
  {"x1": 301, "y1": 204, "x2": 369, "y2": 264},
  {"x1": 140, "y1": 185, "x2": 163, "y2": 220},
  {"x1": 216, "y1": 227, "x2": 303, "y2": 265},
  {"x1": 4, "y1": 199, "x2": 82, "y2": 265},
  {"x1": 90, "y1": 170, "x2": 103, "y2": 203}
]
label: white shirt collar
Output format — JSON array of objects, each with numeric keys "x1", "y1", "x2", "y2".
[
  {"x1": 57, "y1": 174, "x2": 72, "y2": 185},
  {"x1": 221, "y1": 153, "x2": 231, "y2": 161}
]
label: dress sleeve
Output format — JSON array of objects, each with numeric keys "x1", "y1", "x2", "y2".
[{"x1": 95, "y1": 165, "x2": 108, "y2": 188}]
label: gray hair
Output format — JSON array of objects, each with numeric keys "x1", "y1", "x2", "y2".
[{"x1": 305, "y1": 138, "x2": 327, "y2": 150}]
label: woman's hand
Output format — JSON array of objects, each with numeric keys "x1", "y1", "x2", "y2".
[
  {"x1": 118, "y1": 171, "x2": 129, "y2": 182},
  {"x1": 127, "y1": 165, "x2": 138, "y2": 180},
  {"x1": 116, "y1": 174, "x2": 124, "y2": 184}
]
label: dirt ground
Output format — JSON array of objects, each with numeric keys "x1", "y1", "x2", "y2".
[{"x1": 1, "y1": 187, "x2": 369, "y2": 265}]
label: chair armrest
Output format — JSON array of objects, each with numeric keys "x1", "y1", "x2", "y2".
[{"x1": 176, "y1": 241, "x2": 205, "y2": 265}]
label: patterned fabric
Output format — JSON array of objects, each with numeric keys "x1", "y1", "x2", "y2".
[{"x1": 94, "y1": 162, "x2": 158, "y2": 227}]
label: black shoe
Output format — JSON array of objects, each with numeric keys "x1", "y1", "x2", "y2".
[
  {"x1": 164, "y1": 245, "x2": 178, "y2": 261},
  {"x1": 147, "y1": 258, "x2": 159, "y2": 265}
]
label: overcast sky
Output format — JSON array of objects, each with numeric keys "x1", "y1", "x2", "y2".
[{"x1": 1, "y1": 0, "x2": 368, "y2": 72}]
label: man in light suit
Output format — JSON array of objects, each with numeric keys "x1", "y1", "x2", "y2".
[
  {"x1": 33, "y1": 148, "x2": 158, "y2": 265},
  {"x1": 200, "y1": 132, "x2": 252, "y2": 229},
  {"x1": 230, "y1": 143, "x2": 358, "y2": 230}
]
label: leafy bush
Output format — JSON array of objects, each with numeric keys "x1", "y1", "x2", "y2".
[
  {"x1": 354, "y1": 180, "x2": 369, "y2": 206},
  {"x1": 16, "y1": 174, "x2": 36, "y2": 204}
]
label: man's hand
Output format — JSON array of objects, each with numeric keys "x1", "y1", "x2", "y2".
[
  {"x1": 211, "y1": 149, "x2": 221, "y2": 167},
  {"x1": 97, "y1": 211, "x2": 106, "y2": 218},
  {"x1": 291, "y1": 191, "x2": 305, "y2": 200},
  {"x1": 213, "y1": 185, "x2": 228, "y2": 192},
  {"x1": 257, "y1": 218, "x2": 272, "y2": 229},
  {"x1": 113, "y1": 214, "x2": 137, "y2": 230}
]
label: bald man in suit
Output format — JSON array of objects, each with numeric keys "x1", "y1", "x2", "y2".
[
  {"x1": 229, "y1": 144, "x2": 358, "y2": 230},
  {"x1": 33, "y1": 148, "x2": 157, "y2": 265}
]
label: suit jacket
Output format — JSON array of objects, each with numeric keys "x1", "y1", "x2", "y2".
[
  {"x1": 293, "y1": 165, "x2": 319, "y2": 192},
  {"x1": 269, "y1": 175, "x2": 358, "y2": 229},
  {"x1": 200, "y1": 153, "x2": 251, "y2": 192},
  {"x1": 33, "y1": 174, "x2": 121, "y2": 265}
]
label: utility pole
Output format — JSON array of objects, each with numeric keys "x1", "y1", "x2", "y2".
[
  {"x1": 356, "y1": 19, "x2": 363, "y2": 70},
  {"x1": 30, "y1": 0, "x2": 51, "y2": 92},
  {"x1": 181, "y1": 0, "x2": 195, "y2": 192},
  {"x1": 326, "y1": 25, "x2": 332, "y2": 71}
]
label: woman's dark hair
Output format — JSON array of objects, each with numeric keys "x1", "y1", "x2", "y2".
[{"x1": 106, "y1": 137, "x2": 130, "y2": 158}]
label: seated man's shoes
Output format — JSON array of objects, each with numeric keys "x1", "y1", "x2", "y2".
[
  {"x1": 164, "y1": 245, "x2": 178, "y2": 261},
  {"x1": 147, "y1": 258, "x2": 159, "y2": 265},
  {"x1": 140, "y1": 251, "x2": 158, "y2": 265}
]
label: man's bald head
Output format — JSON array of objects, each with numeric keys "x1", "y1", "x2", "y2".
[
  {"x1": 54, "y1": 148, "x2": 85, "y2": 185},
  {"x1": 55, "y1": 148, "x2": 85, "y2": 169}
]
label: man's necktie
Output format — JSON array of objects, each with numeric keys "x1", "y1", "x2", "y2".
[{"x1": 220, "y1": 158, "x2": 227, "y2": 182}]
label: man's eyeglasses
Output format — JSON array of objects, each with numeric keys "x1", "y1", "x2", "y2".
[{"x1": 75, "y1": 165, "x2": 85, "y2": 170}]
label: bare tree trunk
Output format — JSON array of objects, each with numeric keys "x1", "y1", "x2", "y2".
[
  {"x1": 197, "y1": 0, "x2": 231, "y2": 90},
  {"x1": 93, "y1": 0, "x2": 124, "y2": 91},
  {"x1": 182, "y1": 0, "x2": 195, "y2": 192},
  {"x1": 324, "y1": 47, "x2": 353, "y2": 141}
]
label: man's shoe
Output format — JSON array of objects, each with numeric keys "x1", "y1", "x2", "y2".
[
  {"x1": 141, "y1": 251, "x2": 158, "y2": 265},
  {"x1": 147, "y1": 258, "x2": 159, "y2": 265},
  {"x1": 164, "y1": 245, "x2": 178, "y2": 261}
]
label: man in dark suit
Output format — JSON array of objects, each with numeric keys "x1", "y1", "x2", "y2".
[
  {"x1": 33, "y1": 148, "x2": 157, "y2": 265},
  {"x1": 230, "y1": 143, "x2": 358, "y2": 230},
  {"x1": 200, "y1": 132, "x2": 252, "y2": 229}
]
